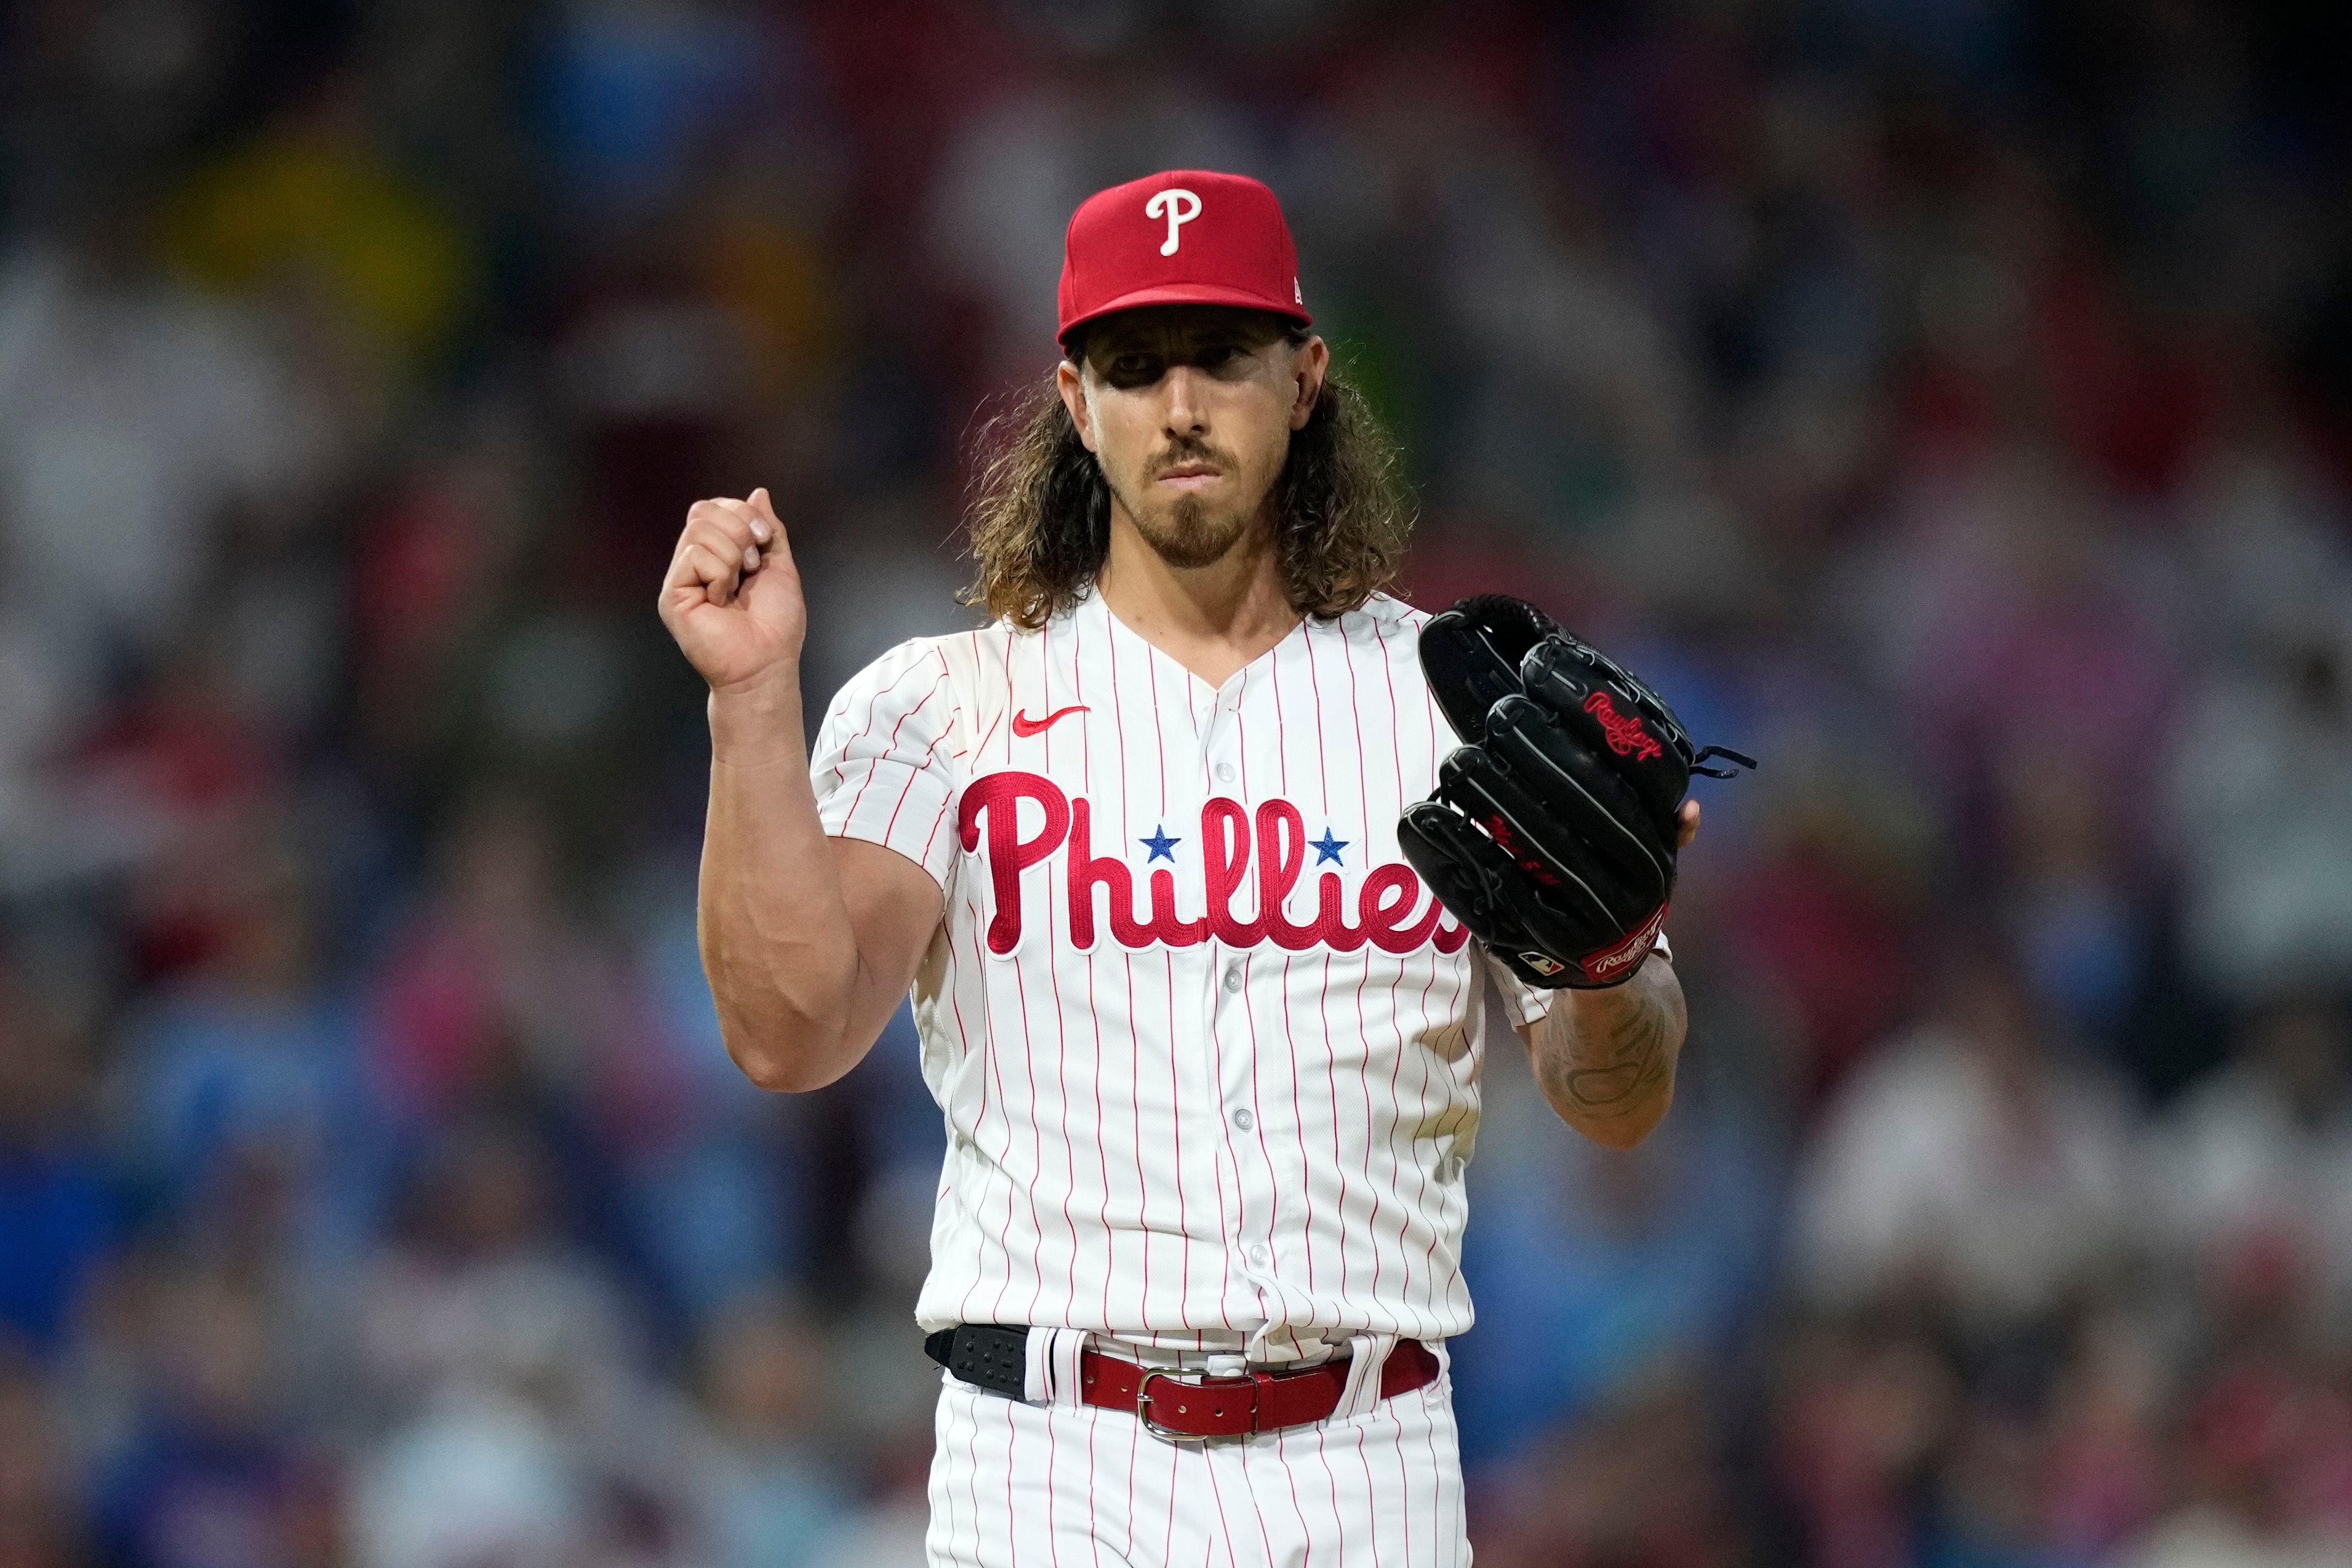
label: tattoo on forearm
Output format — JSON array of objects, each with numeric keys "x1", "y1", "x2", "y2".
[{"x1": 1542, "y1": 1001, "x2": 1672, "y2": 1116}]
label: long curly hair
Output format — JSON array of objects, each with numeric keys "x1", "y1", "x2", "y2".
[{"x1": 962, "y1": 353, "x2": 1413, "y2": 630}]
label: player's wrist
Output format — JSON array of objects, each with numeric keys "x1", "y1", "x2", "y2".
[{"x1": 708, "y1": 664, "x2": 806, "y2": 765}]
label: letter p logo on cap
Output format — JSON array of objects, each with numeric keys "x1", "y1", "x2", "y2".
[{"x1": 1145, "y1": 188, "x2": 1202, "y2": 255}]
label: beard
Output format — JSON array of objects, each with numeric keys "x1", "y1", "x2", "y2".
[
  {"x1": 1129, "y1": 492, "x2": 1254, "y2": 569},
  {"x1": 1106, "y1": 446, "x2": 1261, "y2": 569}
]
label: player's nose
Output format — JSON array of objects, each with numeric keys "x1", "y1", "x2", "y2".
[{"x1": 1160, "y1": 364, "x2": 1210, "y2": 434}]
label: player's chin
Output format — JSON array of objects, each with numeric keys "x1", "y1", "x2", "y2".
[{"x1": 1137, "y1": 501, "x2": 1250, "y2": 570}]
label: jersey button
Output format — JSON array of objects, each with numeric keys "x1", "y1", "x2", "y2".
[
  {"x1": 1246, "y1": 1244, "x2": 1271, "y2": 1268},
  {"x1": 1222, "y1": 964, "x2": 1243, "y2": 993},
  {"x1": 1215, "y1": 762, "x2": 1235, "y2": 783},
  {"x1": 1232, "y1": 1108, "x2": 1254, "y2": 1132}
]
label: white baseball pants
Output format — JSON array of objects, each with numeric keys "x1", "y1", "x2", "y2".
[{"x1": 923, "y1": 1334, "x2": 1471, "y2": 1566}]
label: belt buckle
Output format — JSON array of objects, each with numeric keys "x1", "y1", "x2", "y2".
[{"x1": 1136, "y1": 1368, "x2": 1258, "y2": 1442}]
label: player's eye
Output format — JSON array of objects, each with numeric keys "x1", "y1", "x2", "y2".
[
  {"x1": 1203, "y1": 341, "x2": 1267, "y2": 376},
  {"x1": 1104, "y1": 352, "x2": 1161, "y2": 386}
]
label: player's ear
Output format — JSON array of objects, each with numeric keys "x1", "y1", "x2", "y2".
[
  {"x1": 1056, "y1": 359, "x2": 1099, "y2": 453},
  {"x1": 1288, "y1": 335, "x2": 1329, "y2": 432}
]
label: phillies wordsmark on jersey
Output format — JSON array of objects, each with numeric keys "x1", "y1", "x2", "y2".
[{"x1": 810, "y1": 589, "x2": 1638, "y2": 1364}]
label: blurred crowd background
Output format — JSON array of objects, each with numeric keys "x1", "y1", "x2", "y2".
[{"x1": 3, "y1": 1, "x2": 2350, "y2": 1564}]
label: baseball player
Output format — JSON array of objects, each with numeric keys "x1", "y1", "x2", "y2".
[{"x1": 659, "y1": 170, "x2": 1720, "y2": 1565}]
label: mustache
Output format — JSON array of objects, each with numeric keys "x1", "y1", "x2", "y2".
[{"x1": 1150, "y1": 437, "x2": 1237, "y2": 477}]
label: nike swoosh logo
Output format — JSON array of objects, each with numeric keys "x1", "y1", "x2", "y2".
[{"x1": 1011, "y1": 704, "x2": 1089, "y2": 737}]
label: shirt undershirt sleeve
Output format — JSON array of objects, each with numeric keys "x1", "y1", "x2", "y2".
[{"x1": 809, "y1": 640, "x2": 964, "y2": 892}]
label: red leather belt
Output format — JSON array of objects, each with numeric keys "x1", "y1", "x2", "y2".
[
  {"x1": 1081, "y1": 1339, "x2": 1440, "y2": 1440},
  {"x1": 925, "y1": 1324, "x2": 1441, "y2": 1439}
]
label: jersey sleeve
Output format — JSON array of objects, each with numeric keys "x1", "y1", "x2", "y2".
[
  {"x1": 1488, "y1": 928, "x2": 1674, "y2": 1027},
  {"x1": 809, "y1": 639, "x2": 964, "y2": 892}
]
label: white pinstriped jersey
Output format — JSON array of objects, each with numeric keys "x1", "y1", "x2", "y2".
[{"x1": 811, "y1": 588, "x2": 1637, "y2": 1365}]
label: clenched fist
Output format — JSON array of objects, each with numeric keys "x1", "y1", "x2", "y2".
[{"x1": 657, "y1": 489, "x2": 806, "y2": 694}]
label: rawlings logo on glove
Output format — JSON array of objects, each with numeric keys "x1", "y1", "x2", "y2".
[
  {"x1": 1583, "y1": 692, "x2": 1665, "y2": 761},
  {"x1": 1397, "y1": 596, "x2": 1754, "y2": 989}
]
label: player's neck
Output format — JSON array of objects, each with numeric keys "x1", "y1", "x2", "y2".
[{"x1": 1097, "y1": 505, "x2": 1299, "y2": 689}]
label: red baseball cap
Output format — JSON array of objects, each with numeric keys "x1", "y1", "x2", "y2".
[{"x1": 1056, "y1": 169, "x2": 1311, "y2": 353}]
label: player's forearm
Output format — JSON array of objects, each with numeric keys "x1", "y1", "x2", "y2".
[
  {"x1": 698, "y1": 672, "x2": 864, "y2": 1091},
  {"x1": 1524, "y1": 958, "x2": 1687, "y2": 1149}
]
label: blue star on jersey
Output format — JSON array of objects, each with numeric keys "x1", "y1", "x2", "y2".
[
  {"x1": 1140, "y1": 826, "x2": 1181, "y2": 863},
  {"x1": 1311, "y1": 829, "x2": 1348, "y2": 866}
]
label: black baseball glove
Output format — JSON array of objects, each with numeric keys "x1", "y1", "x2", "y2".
[{"x1": 1398, "y1": 596, "x2": 1754, "y2": 989}]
